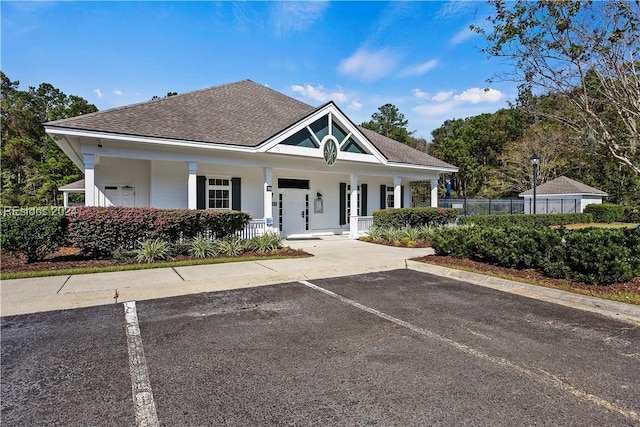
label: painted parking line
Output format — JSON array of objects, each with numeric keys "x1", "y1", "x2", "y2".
[
  {"x1": 298, "y1": 280, "x2": 640, "y2": 424},
  {"x1": 124, "y1": 301, "x2": 160, "y2": 427}
]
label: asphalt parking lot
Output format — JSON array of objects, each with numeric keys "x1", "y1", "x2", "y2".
[{"x1": 2, "y1": 269, "x2": 639, "y2": 426}]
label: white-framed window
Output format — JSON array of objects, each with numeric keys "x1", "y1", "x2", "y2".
[
  {"x1": 207, "y1": 178, "x2": 231, "y2": 210},
  {"x1": 386, "y1": 186, "x2": 395, "y2": 209}
]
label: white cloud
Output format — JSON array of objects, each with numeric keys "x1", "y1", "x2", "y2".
[
  {"x1": 411, "y1": 87, "x2": 505, "y2": 120},
  {"x1": 348, "y1": 99, "x2": 362, "y2": 111},
  {"x1": 453, "y1": 87, "x2": 503, "y2": 103},
  {"x1": 114, "y1": 89, "x2": 122, "y2": 96},
  {"x1": 449, "y1": 26, "x2": 478, "y2": 46},
  {"x1": 412, "y1": 88, "x2": 429, "y2": 99},
  {"x1": 438, "y1": 1, "x2": 469, "y2": 18},
  {"x1": 291, "y1": 84, "x2": 347, "y2": 104},
  {"x1": 338, "y1": 48, "x2": 399, "y2": 81},
  {"x1": 271, "y1": 1, "x2": 329, "y2": 37},
  {"x1": 413, "y1": 102, "x2": 457, "y2": 117},
  {"x1": 432, "y1": 91, "x2": 454, "y2": 102},
  {"x1": 401, "y1": 59, "x2": 438, "y2": 76},
  {"x1": 94, "y1": 88, "x2": 103, "y2": 98}
]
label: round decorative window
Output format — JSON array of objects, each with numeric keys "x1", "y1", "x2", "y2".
[{"x1": 323, "y1": 137, "x2": 338, "y2": 166}]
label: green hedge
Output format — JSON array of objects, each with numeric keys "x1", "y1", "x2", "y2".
[
  {"x1": 624, "y1": 206, "x2": 640, "y2": 223},
  {"x1": 584, "y1": 204, "x2": 626, "y2": 223},
  {"x1": 459, "y1": 213, "x2": 593, "y2": 228},
  {"x1": 431, "y1": 225, "x2": 640, "y2": 284},
  {"x1": 1, "y1": 207, "x2": 68, "y2": 263},
  {"x1": 67, "y1": 207, "x2": 250, "y2": 257},
  {"x1": 372, "y1": 207, "x2": 458, "y2": 228}
]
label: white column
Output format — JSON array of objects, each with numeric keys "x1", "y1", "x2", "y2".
[
  {"x1": 431, "y1": 179, "x2": 439, "y2": 208},
  {"x1": 349, "y1": 173, "x2": 359, "y2": 239},
  {"x1": 187, "y1": 162, "x2": 197, "y2": 209},
  {"x1": 263, "y1": 167, "x2": 273, "y2": 228},
  {"x1": 84, "y1": 154, "x2": 96, "y2": 206},
  {"x1": 63, "y1": 192, "x2": 69, "y2": 208},
  {"x1": 393, "y1": 176, "x2": 402, "y2": 209}
]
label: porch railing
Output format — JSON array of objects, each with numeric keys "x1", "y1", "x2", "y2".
[
  {"x1": 357, "y1": 216, "x2": 374, "y2": 235},
  {"x1": 237, "y1": 219, "x2": 268, "y2": 239}
]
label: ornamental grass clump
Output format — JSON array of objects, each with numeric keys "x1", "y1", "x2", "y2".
[
  {"x1": 188, "y1": 236, "x2": 219, "y2": 258},
  {"x1": 215, "y1": 238, "x2": 246, "y2": 257},
  {"x1": 247, "y1": 232, "x2": 283, "y2": 253},
  {"x1": 135, "y1": 239, "x2": 172, "y2": 263}
]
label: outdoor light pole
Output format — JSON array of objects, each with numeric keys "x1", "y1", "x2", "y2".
[{"x1": 530, "y1": 153, "x2": 539, "y2": 214}]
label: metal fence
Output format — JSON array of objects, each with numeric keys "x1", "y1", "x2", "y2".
[
  {"x1": 523, "y1": 198, "x2": 580, "y2": 215},
  {"x1": 438, "y1": 198, "x2": 525, "y2": 217}
]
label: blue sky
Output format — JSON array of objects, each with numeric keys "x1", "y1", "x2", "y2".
[{"x1": 2, "y1": 1, "x2": 515, "y2": 140}]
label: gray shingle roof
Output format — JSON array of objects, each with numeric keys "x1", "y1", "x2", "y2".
[
  {"x1": 58, "y1": 179, "x2": 85, "y2": 191},
  {"x1": 47, "y1": 79, "x2": 456, "y2": 169},
  {"x1": 520, "y1": 176, "x2": 607, "y2": 196},
  {"x1": 358, "y1": 127, "x2": 456, "y2": 169},
  {"x1": 47, "y1": 80, "x2": 315, "y2": 146}
]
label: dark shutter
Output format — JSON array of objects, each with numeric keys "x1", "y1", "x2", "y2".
[
  {"x1": 339, "y1": 182, "x2": 346, "y2": 225},
  {"x1": 197, "y1": 176, "x2": 206, "y2": 209},
  {"x1": 231, "y1": 177, "x2": 241, "y2": 211},
  {"x1": 401, "y1": 186, "x2": 405, "y2": 208},
  {"x1": 380, "y1": 184, "x2": 386, "y2": 209},
  {"x1": 361, "y1": 184, "x2": 368, "y2": 216}
]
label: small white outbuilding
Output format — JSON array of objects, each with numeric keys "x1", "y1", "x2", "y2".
[{"x1": 519, "y1": 176, "x2": 607, "y2": 214}]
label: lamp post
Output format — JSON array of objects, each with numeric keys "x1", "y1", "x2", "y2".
[{"x1": 530, "y1": 153, "x2": 539, "y2": 214}]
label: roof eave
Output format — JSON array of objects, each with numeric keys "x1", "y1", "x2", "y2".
[{"x1": 44, "y1": 126, "x2": 260, "y2": 153}]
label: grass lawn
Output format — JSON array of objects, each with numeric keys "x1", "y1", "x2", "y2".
[{"x1": 0, "y1": 247, "x2": 311, "y2": 280}]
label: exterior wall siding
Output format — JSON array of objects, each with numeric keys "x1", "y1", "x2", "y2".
[
  {"x1": 150, "y1": 160, "x2": 188, "y2": 208},
  {"x1": 95, "y1": 157, "x2": 150, "y2": 207}
]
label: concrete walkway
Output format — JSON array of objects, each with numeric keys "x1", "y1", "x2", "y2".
[{"x1": 2, "y1": 235, "x2": 639, "y2": 325}]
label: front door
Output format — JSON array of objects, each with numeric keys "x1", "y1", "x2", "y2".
[{"x1": 280, "y1": 190, "x2": 308, "y2": 236}]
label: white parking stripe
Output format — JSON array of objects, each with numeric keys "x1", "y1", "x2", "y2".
[
  {"x1": 124, "y1": 301, "x2": 160, "y2": 427},
  {"x1": 298, "y1": 280, "x2": 640, "y2": 423}
]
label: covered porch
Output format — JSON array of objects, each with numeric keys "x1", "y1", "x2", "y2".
[{"x1": 76, "y1": 153, "x2": 441, "y2": 239}]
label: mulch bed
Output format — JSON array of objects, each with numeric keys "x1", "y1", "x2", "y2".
[
  {"x1": 414, "y1": 255, "x2": 640, "y2": 300},
  {"x1": 0, "y1": 247, "x2": 311, "y2": 274}
]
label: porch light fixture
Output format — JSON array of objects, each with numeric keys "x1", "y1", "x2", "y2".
[
  {"x1": 530, "y1": 153, "x2": 539, "y2": 214},
  {"x1": 316, "y1": 192, "x2": 322, "y2": 199}
]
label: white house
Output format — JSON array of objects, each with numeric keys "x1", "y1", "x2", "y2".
[
  {"x1": 519, "y1": 176, "x2": 608, "y2": 214},
  {"x1": 46, "y1": 80, "x2": 457, "y2": 238}
]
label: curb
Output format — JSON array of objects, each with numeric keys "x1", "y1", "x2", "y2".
[{"x1": 406, "y1": 260, "x2": 640, "y2": 326}]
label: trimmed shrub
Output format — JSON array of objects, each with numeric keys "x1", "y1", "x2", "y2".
[
  {"x1": 624, "y1": 206, "x2": 640, "y2": 223},
  {"x1": 431, "y1": 224, "x2": 482, "y2": 258},
  {"x1": 67, "y1": 207, "x2": 250, "y2": 257},
  {"x1": 431, "y1": 225, "x2": 640, "y2": 284},
  {"x1": 459, "y1": 213, "x2": 593, "y2": 228},
  {"x1": 373, "y1": 207, "x2": 458, "y2": 228},
  {"x1": 545, "y1": 228, "x2": 640, "y2": 284},
  {"x1": 1, "y1": 207, "x2": 68, "y2": 263},
  {"x1": 584, "y1": 204, "x2": 626, "y2": 223}
]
